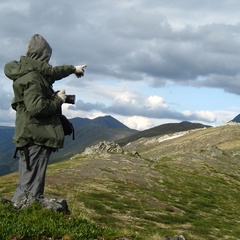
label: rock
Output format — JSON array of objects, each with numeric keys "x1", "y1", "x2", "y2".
[
  {"x1": 39, "y1": 197, "x2": 69, "y2": 213},
  {"x1": 81, "y1": 141, "x2": 124, "y2": 156},
  {"x1": 131, "y1": 151, "x2": 141, "y2": 158},
  {"x1": 205, "y1": 146, "x2": 223, "y2": 157},
  {"x1": 11, "y1": 192, "x2": 69, "y2": 213}
]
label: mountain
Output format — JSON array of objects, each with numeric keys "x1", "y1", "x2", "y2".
[
  {"x1": 1, "y1": 123, "x2": 240, "y2": 239},
  {"x1": 0, "y1": 126, "x2": 15, "y2": 153},
  {"x1": 0, "y1": 126, "x2": 16, "y2": 176},
  {"x1": 230, "y1": 113, "x2": 240, "y2": 123},
  {"x1": 50, "y1": 115, "x2": 137, "y2": 163},
  {"x1": 0, "y1": 116, "x2": 212, "y2": 177},
  {"x1": 0, "y1": 115, "x2": 137, "y2": 176},
  {"x1": 116, "y1": 121, "x2": 211, "y2": 146},
  {"x1": 69, "y1": 115, "x2": 130, "y2": 129}
]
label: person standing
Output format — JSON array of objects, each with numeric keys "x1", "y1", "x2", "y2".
[{"x1": 4, "y1": 34, "x2": 86, "y2": 208}]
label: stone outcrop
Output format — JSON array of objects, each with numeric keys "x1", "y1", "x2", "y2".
[
  {"x1": 80, "y1": 141, "x2": 123, "y2": 156},
  {"x1": 9, "y1": 193, "x2": 69, "y2": 213}
]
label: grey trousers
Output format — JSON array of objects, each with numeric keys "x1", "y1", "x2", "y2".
[{"x1": 11, "y1": 145, "x2": 52, "y2": 202}]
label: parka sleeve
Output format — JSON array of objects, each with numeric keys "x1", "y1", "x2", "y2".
[{"x1": 50, "y1": 65, "x2": 76, "y2": 81}]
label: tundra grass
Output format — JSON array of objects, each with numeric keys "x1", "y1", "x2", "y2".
[
  {"x1": 1, "y1": 150, "x2": 240, "y2": 239},
  {"x1": 65, "y1": 158, "x2": 240, "y2": 240},
  {"x1": 0, "y1": 200, "x2": 128, "y2": 240}
]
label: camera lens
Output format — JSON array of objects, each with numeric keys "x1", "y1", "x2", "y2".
[{"x1": 65, "y1": 95, "x2": 75, "y2": 104}]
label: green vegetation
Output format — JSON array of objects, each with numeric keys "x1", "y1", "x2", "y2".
[
  {"x1": 1, "y1": 124, "x2": 240, "y2": 239},
  {"x1": 0, "y1": 200, "x2": 124, "y2": 240},
  {"x1": 71, "y1": 164, "x2": 240, "y2": 239}
]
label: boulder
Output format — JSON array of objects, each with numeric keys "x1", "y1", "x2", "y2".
[
  {"x1": 81, "y1": 141, "x2": 123, "y2": 156},
  {"x1": 11, "y1": 192, "x2": 69, "y2": 213}
]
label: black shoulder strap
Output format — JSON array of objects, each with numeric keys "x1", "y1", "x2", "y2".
[{"x1": 13, "y1": 146, "x2": 31, "y2": 171}]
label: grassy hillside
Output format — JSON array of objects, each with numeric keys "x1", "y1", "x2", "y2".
[
  {"x1": 1, "y1": 123, "x2": 240, "y2": 239},
  {"x1": 116, "y1": 121, "x2": 211, "y2": 146}
]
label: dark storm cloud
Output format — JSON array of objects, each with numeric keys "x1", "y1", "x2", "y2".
[
  {"x1": 0, "y1": 0, "x2": 239, "y2": 125},
  {"x1": 1, "y1": 0, "x2": 240, "y2": 90}
]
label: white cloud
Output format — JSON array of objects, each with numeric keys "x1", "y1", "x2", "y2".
[
  {"x1": 183, "y1": 110, "x2": 216, "y2": 122},
  {"x1": 121, "y1": 116, "x2": 155, "y2": 131},
  {"x1": 194, "y1": 111, "x2": 217, "y2": 122},
  {"x1": 145, "y1": 96, "x2": 169, "y2": 109}
]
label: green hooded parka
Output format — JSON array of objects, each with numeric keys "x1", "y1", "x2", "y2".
[{"x1": 4, "y1": 34, "x2": 76, "y2": 149}]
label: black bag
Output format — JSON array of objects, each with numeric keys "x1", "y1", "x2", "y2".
[{"x1": 59, "y1": 114, "x2": 75, "y2": 139}]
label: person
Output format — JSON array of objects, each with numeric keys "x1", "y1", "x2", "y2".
[{"x1": 4, "y1": 34, "x2": 87, "y2": 207}]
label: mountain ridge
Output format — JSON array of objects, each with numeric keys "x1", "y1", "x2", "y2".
[
  {"x1": 229, "y1": 113, "x2": 240, "y2": 123},
  {"x1": 116, "y1": 120, "x2": 211, "y2": 146},
  {"x1": 0, "y1": 116, "x2": 212, "y2": 176},
  {"x1": 0, "y1": 115, "x2": 136, "y2": 176}
]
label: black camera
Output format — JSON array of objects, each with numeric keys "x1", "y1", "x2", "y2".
[{"x1": 65, "y1": 95, "x2": 76, "y2": 104}]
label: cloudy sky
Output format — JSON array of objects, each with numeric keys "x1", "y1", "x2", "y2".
[{"x1": 1, "y1": 0, "x2": 240, "y2": 130}]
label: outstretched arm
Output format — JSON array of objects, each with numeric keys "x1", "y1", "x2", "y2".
[{"x1": 51, "y1": 64, "x2": 87, "y2": 81}]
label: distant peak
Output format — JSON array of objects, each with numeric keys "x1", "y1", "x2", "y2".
[{"x1": 230, "y1": 114, "x2": 240, "y2": 123}]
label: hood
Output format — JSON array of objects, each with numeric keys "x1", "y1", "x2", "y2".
[
  {"x1": 4, "y1": 56, "x2": 52, "y2": 81},
  {"x1": 26, "y1": 34, "x2": 52, "y2": 63}
]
